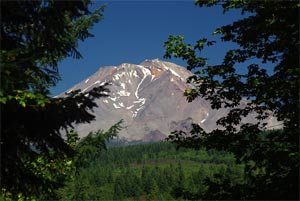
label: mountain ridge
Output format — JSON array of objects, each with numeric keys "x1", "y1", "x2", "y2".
[{"x1": 59, "y1": 59, "x2": 279, "y2": 141}]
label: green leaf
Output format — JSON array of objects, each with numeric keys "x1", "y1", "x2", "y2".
[
  {"x1": 253, "y1": 78, "x2": 260, "y2": 86},
  {"x1": 20, "y1": 101, "x2": 26, "y2": 107},
  {"x1": 213, "y1": 28, "x2": 222, "y2": 35},
  {"x1": 0, "y1": 97, "x2": 7, "y2": 104}
]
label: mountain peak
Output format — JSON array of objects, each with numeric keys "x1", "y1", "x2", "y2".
[
  {"x1": 140, "y1": 58, "x2": 164, "y2": 66},
  {"x1": 143, "y1": 58, "x2": 161, "y2": 62},
  {"x1": 142, "y1": 58, "x2": 161, "y2": 63},
  {"x1": 60, "y1": 60, "x2": 280, "y2": 142},
  {"x1": 61, "y1": 60, "x2": 199, "y2": 141}
]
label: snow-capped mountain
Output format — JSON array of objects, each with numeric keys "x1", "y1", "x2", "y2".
[{"x1": 60, "y1": 59, "x2": 279, "y2": 141}]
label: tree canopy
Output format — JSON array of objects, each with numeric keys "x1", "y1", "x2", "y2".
[
  {"x1": 0, "y1": 0, "x2": 108, "y2": 198},
  {"x1": 164, "y1": 0, "x2": 299, "y2": 199}
]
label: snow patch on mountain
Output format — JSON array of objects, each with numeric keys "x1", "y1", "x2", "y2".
[
  {"x1": 118, "y1": 90, "x2": 130, "y2": 96},
  {"x1": 201, "y1": 113, "x2": 209, "y2": 123},
  {"x1": 110, "y1": 97, "x2": 117, "y2": 101},
  {"x1": 135, "y1": 66, "x2": 151, "y2": 99},
  {"x1": 126, "y1": 105, "x2": 134, "y2": 109},
  {"x1": 113, "y1": 103, "x2": 121, "y2": 109},
  {"x1": 133, "y1": 70, "x2": 139, "y2": 78}
]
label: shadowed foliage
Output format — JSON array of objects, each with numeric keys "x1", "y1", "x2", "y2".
[
  {"x1": 0, "y1": 0, "x2": 107, "y2": 198},
  {"x1": 164, "y1": 0, "x2": 299, "y2": 199}
]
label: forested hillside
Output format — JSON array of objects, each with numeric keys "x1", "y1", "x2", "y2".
[{"x1": 57, "y1": 142, "x2": 244, "y2": 200}]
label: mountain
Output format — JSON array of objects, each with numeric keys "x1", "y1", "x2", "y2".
[{"x1": 59, "y1": 59, "x2": 279, "y2": 142}]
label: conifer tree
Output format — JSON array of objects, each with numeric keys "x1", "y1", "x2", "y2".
[{"x1": 1, "y1": 0, "x2": 107, "y2": 198}]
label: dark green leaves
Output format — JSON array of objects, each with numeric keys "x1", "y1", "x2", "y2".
[
  {"x1": 165, "y1": 1, "x2": 299, "y2": 199},
  {"x1": 164, "y1": 35, "x2": 215, "y2": 70},
  {"x1": 1, "y1": 1, "x2": 107, "y2": 199}
]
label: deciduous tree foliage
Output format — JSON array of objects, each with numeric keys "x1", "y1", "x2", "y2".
[
  {"x1": 0, "y1": 0, "x2": 107, "y2": 198},
  {"x1": 164, "y1": 0, "x2": 299, "y2": 199}
]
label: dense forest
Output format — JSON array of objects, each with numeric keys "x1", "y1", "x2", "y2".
[{"x1": 56, "y1": 141, "x2": 244, "y2": 200}]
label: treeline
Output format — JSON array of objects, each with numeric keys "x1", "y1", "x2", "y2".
[
  {"x1": 95, "y1": 142, "x2": 235, "y2": 167},
  {"x1": 56, "y1": 142, "x2": 244, "y2": 200}
]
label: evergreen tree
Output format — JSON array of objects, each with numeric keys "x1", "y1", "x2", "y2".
[
  {"x1": 1, "y1": 0, "x2": 106, "y2": 198},
  {"x1": 157, "y1": 168, "x2": 170, "y2": 193},
  {"x1": 177, "y1": 162, "x2": 185, "y2": 188},
  {"x1": 113, "y1": 175, "x2": 125, "y2": 200},
  {"x1": 107, "y1": 169, "x2": 114, "y2": 183}
]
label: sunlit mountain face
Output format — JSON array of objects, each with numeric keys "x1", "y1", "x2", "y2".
[{"x1": 59, "y1": 59, "x2": 279, "y2": 142}]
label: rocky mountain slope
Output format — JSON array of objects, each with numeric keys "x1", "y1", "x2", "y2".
[{"x1": 59, "y1": 59, "x2": 279, "y2": 141}]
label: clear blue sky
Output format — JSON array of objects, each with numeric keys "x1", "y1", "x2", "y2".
[{"x1": 50, "y1": 1, "x2": 244, "y2": 96}]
